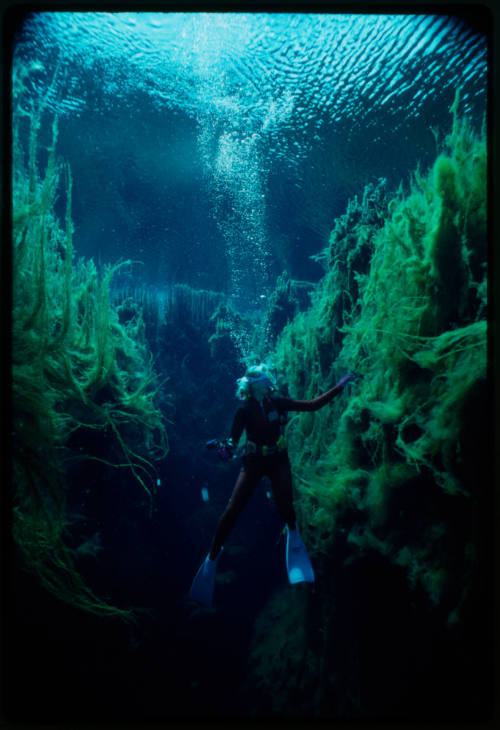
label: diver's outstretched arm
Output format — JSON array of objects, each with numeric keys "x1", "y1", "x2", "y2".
[{"x1": 276, "y1": 372, "x2": 356, "y2": 412}]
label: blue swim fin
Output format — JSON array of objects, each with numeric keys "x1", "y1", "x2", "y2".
[
  {"x1": 286, "y1": 527, "x2": 315, "y2": 584},
  {"x1": 189, "y1": 548, "x2": 223, "y2": 606}
]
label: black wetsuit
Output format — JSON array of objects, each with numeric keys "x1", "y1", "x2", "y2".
[{"x1": 209, "y1": 384, "x2": 344, "y2": 558}]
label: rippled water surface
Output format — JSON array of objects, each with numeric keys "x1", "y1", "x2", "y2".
[
  {"x1": 13, "y1": 11, "x2": 488, "y2": 295},
  {"x1": 17, "y1": 13, "x2": 487, "y2": 131}
]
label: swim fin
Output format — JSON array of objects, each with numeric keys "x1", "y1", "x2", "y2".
[
  {"x1": 189, "y1": 548, "x2": 223, "y2": 606},
  {"x1": 286, "y1": 527, "x2": 315, "y2": 584}
]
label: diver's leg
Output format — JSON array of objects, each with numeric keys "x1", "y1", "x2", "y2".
[
  {"x1": 270, "y1": 455, "x2": 296, "y2": 529},
  {"x1": 209, "y1": 463, "x2": 260, "y2": 559},
  {"x1": 271, "y1": 455, "x2": 314, "y2": 583}
]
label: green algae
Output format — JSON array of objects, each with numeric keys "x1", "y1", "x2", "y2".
[
  {"x1": 245, "y1": 99, "x2": 488, "y2": 715},
  {"x1": 273, "y1": 94, "x2": 487, "y2": 613},
  {"x1": 11, "y1": 64, "x2": 168, "y2": 619}
]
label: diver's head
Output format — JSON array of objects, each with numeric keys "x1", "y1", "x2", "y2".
[{"x1": 236, "y1": 363, "x2": 277, "y2": 400}]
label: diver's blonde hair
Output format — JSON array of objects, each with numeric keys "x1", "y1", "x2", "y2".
[{"x1": 235, "y1": 363, "x2": 276, "y2": 400}]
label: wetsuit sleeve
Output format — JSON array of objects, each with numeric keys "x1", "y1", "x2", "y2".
[
  {"x1": 229, "y1": 407, "x2": 246, "y2": 444},
  {"x1": 275, "y1": 384, "x2": 343, "y2": 412}
]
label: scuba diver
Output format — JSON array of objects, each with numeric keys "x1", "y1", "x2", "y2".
[{"x1": 189, "y1": 363, "x2": 356, "y2": 606}]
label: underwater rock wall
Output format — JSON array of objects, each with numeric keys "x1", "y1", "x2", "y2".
[
  {"x1": 11, "y1": 67, "x2": 168, "y2": 617},
  {"x1": 248, "y1": 98, "x2": 489, "y2": 716}
]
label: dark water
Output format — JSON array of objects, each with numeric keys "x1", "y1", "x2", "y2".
[{"x1": 5, "y1": 9, "x2": 491, "y2": 724}]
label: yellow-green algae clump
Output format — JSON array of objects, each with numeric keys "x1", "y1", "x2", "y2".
[
  {"x1": 11, "y1": 64, "x2": 168, "y2": 619},
  {"x1": 274, "y1": 92, "x2": 487, "y2": 618}
]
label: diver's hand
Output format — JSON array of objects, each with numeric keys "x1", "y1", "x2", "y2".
[
  {"x1": 206, "y1": 438, "x2": 234, "y2": 460},
  {"x1": 336, "y1": 372, "x2": 357, "y2": 390},
  {"x1": 217, "y1": 438, "x2": 235, "y2": 461},
  {"x1": 217, "y1": 445, "x2": 231, "y2": 461}
]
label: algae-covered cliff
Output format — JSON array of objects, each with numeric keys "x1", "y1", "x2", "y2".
[
  {"x1": 11, "y1": 65, "x2": 168, "y2": 618},
  {"x1": 247, "y1": 97, "x2": 490, "y2": 717}
]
